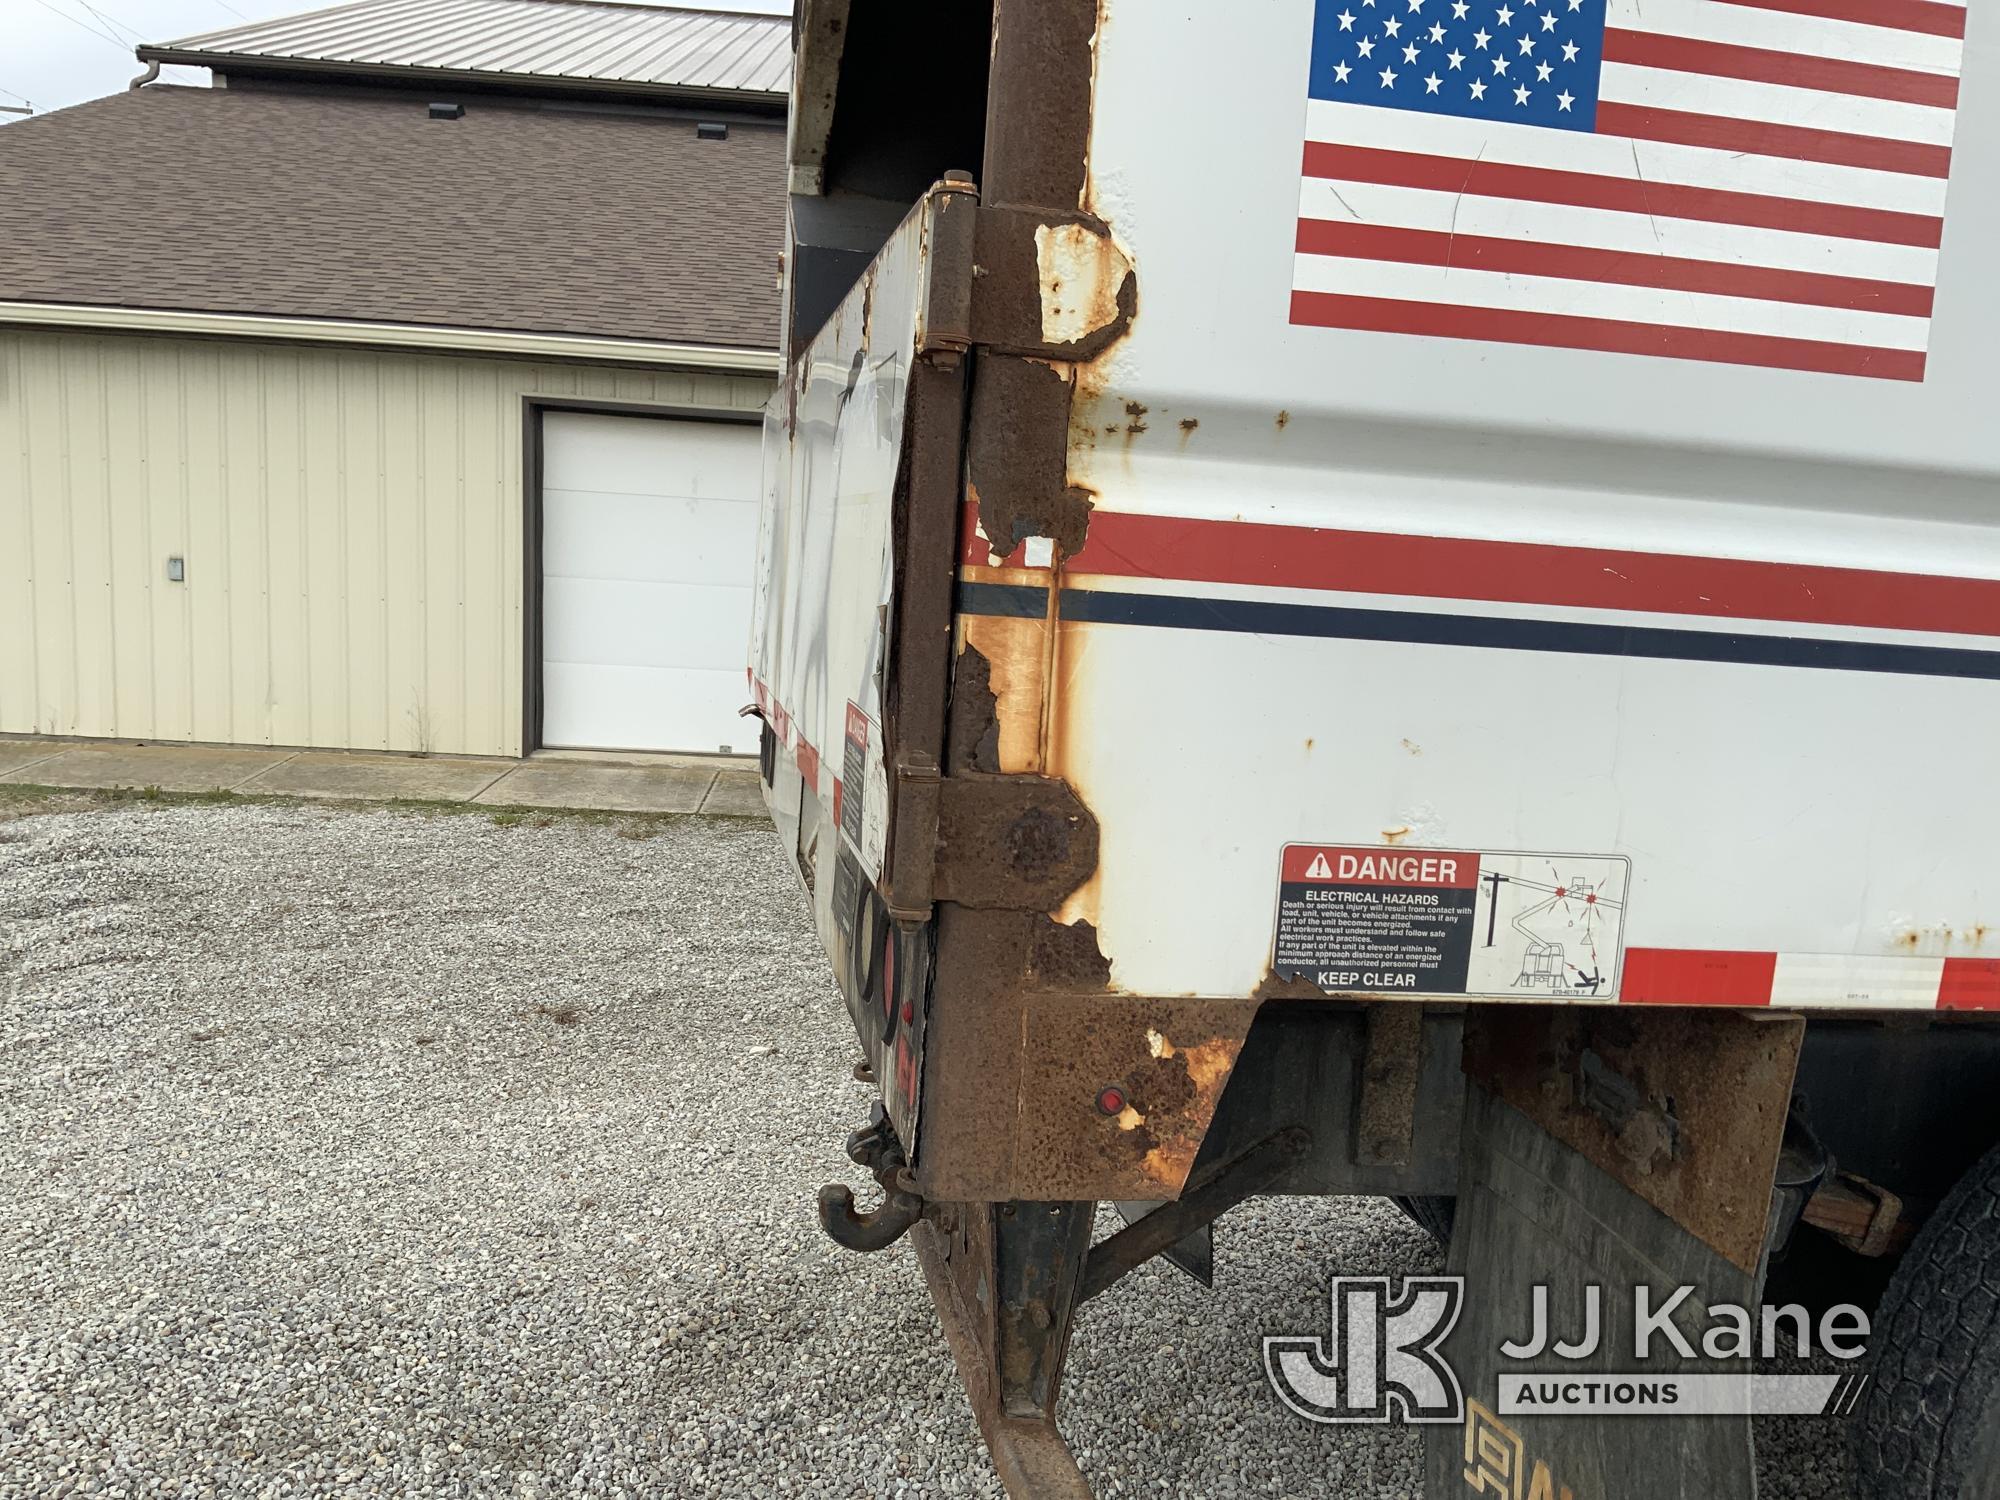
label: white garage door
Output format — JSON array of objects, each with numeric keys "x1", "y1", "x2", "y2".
[{"x1": 539, "y1": 410, "x2": 761, "y2": 754}]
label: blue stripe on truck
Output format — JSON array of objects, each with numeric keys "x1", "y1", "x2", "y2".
[{"x1": 955, "y1": 581, "x2": 2000, "y2": 681}]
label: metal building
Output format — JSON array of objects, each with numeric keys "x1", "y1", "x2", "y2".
[{"x1": 0, "y1": 0, "x2": 789, "y2": 759}]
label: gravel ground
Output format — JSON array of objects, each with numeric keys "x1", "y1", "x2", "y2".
[{"x1": 0, "y1": 799, "x2": 1851, "y2": 1498}]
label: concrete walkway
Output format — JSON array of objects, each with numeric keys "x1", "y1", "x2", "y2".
[{"x1": 0, "y1": 739, "x2": 766, "y2": 818}]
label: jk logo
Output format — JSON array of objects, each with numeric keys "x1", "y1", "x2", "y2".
[{"x1": 1265, "y1": 1276, "x2": 1465, "y2": 1424}]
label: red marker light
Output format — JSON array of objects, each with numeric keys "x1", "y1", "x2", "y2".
[{"x1": 1096, "y1": 1086, "x2": 1126, "y2": 1116}]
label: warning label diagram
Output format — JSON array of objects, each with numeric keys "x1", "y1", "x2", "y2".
[
  {"x1": 836, "y1": 701, "x2": 888, "y2": 881},
  {"x1": 1272, "y1": 845, "x2": 1630, "y2": 999}
]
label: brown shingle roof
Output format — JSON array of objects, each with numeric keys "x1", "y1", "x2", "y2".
[{"x1": 0, "y1": 84, "x2": 783, "y2": 349}]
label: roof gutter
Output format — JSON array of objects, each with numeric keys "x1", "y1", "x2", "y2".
[
  {"x1": 0, "y1": 302, "x2": 780, "y2": 375},
  {"x1": 132, "y1": 48, "x2": 787, "y2": 112}
]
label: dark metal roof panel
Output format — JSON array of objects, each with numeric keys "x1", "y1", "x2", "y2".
[{"x1": 150, "y1": 0, "x2": 792, "y2": 96}]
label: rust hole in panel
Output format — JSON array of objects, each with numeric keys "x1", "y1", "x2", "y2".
[
  {"x1": 1134, "y1": 1030, "x2": 1244, "y2": 1189},
  {"x1": 954, "y1": 623, "x2": 1048, "y2": 777},
  {"x1": 1028, "y1": 915, "x2": 1112, "y2": 991},
  {"x1": 946, "y1": 639, "x2": 1005, "y2": 775}
]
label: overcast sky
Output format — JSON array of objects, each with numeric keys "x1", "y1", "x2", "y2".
[{"x1": 3, "y1": 0, "x2": 793, "y2": 119}]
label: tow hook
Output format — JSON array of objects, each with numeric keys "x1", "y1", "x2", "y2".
[{"x1": 818, "y1": 1103, "x2": 939, "y2": 1252}]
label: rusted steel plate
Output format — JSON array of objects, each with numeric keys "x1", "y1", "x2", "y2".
[
  {"x1": 933, "y1": 773, "x2": 1098, "y2": 912},
  {"x1": 1462, "y1": 1005, "x2": 1804, "y2": 1274},
  {"x1": 917, "y1": 903, "x2": 1262, "y2": 1202}
]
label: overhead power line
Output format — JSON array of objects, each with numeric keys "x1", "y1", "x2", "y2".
[
  {"x1": 69, "y1": 0, "x2": 147, "y2": 45},
  {"x1": 26, "y1": 0, "x2": 128, "y2": 51}
]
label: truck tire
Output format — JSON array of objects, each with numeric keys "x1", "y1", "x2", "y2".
[
  {"x1": 1852, "y1": 1137, "x2": 2000, "y2": 1500},
  {"x1": 1391, "y1": 1195, "x2": 1455, "y2": 1247}
]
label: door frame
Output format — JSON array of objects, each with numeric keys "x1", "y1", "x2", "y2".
[{"x1": 521, "y1": 396, "x2": 765, "y2": 757}]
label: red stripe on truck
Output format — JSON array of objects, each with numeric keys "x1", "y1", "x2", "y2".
[
  {"x1": 1940, "y1": 958, "x2": 2000, "y2": 1010},
  {"x1": 1289, "y1": 291, "x2": 1928, "y2": 382},
  {"x1": 1295, "y1": 218, "x2": 1937, "y2": 317},
  {"x1": 960, "y1": 504, "x2": 2000, "y2": 640},
  {"x1": 1620, "y1": 949, "x2": 1779, "y2": 1006},
  {"x1": 1598, "y1": 28, "x2": 1960, "y2": 109}
]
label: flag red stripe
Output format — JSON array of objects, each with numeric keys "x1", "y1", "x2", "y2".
[
  {"x1": 1595, "y1": 101, "x2": 1952, "y2": 178},
  {"x1": 1940, "y1": 959, "x2": 2000, "y2": 1010},
  {"x1": 1714, "y1": 0, "x2": 1965, "y2": 40},
  {"x1": 1300, "y1": 141, "x2": 1943, "y2": 247},
  {"x1": 1602, "y1": 26, "x2": 1959, "y2": 108},
  {"x1": 1289, "y1": 288, "x2": 1927, "y2": 379},
  {"x1": 1294, "y1": 217, "x2": 1935, "y2": 316},
  {"x1": 1620, "y1": 949, "x2": 1777, "y2": 1005},
  {"x1": 966, "y1": 505, "x2": 2000, "y2": 640}
]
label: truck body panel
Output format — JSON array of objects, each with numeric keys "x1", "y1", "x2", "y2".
[
  {"x1": 756, "y1": 4, "x2": 2000, "y2": 1494},
  {"x1": 961, "y1": 0, "x2": 1999, "y2": 1008}
]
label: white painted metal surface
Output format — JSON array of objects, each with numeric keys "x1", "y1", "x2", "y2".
[
  {"x1": 760, "y1": 7, "x2": 2000, "y2": 1012},
  {"x1": 146, "y1": 0, "x2": 791, "y2": 97},
  {"x1": 751, "y1": 190, "x2": 935, "y2": 1127},
  {"x1": 540, "y1": 410, "x2": 762, "y2": 754},
  {"x1": 0, "y1": 328, "x2": 772, "y2": 757},
  {"x1": 1011, "y1": 1, "x2": 2000, "y2": 1007}
]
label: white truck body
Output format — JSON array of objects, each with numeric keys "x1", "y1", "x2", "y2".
[
  {"x1": 755, "y1": 5, "x2": 2000, "y2": 1495},
  {"x1": 761, "y1": 0, "x2": 1998, "y2": 1013}
]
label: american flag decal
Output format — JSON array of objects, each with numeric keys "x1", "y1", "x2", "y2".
[{"x1": 1292, "y1": 0, "x2": 1966, "y2": 379}]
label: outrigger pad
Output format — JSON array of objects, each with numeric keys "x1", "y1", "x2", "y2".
[{"x1": 1424, "y1": 1083, "x2": 1766, "y2": 1500}]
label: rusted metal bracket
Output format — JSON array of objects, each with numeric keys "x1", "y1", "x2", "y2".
[
  {"x1": 917, "y1": 177, "x2": 978, "y2": 357},
  {"x1": 882, "y1": 755, "x2": 942, "y2": 921},
  {"x1": 969, "y1": 205, "x2": 1135, "y2": 361},
  {"x1": 784, "y1": 0, "x2": 852, "y2": 196},
  {"x1": 1077, "y1": 1127, "x2": 1312, "y2": 1304},
  {"x1": 1802, "y1": 1173, "x2": 1913, "y2": 1257},
  {"x1": 910, "y1": 1214, "x2": 1096, "y2": 1500},
  {"x1": 932, "y1": 772, "x2": 1098, "y2": 913},
  {"x1": 1109, "y1": 1200, "x2": 1214, "y2": 1287},
  {"x1": 1351, "y1": 1004, "x2": 1423, "y2": 1169},
  {"x1": 876, "y1": 180, "x2": 978, "y2": 926}
]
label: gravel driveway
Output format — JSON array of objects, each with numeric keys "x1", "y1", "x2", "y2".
[{"x1": 0, "y1": 799, "x2": 1850, "y2": 1498}]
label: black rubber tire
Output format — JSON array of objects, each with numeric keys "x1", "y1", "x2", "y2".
[
  {"x1": 1853, "y1": 1136, "x2": 2000, "y2": 1500},
  {"x1": 1390, "y1": 1194, "x2": 1456, "y2": 1247}
]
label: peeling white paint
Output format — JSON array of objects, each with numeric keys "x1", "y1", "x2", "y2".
[{"x1": 1035, "y1": 222, "x2": 1133, "y2": 348}]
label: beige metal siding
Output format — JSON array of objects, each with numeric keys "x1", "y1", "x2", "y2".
[{"x1": 0, "y1": 327, "x2": 772, "y2": 757}]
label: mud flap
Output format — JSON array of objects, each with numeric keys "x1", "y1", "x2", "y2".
[{"x1": 1424, "y1": 1007, "x2": 1804, "y2": 1500}]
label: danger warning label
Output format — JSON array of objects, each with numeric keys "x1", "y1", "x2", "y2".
[
  {"x1": 839, "y1": 703, "x2": 870, "y2": 851},
  {"x1": 1273, "y1": 844, "x2": 1632, "y2": 999},
  {"x1": 1274, "y1": 846, "x2": 1481, "y2": 993}
]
